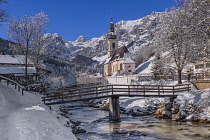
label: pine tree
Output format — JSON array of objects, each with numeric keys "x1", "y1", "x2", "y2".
[{"x1": 151, "y1": 53, "x2": 165, "y2": 81}]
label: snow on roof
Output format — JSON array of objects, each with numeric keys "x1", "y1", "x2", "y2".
[
  {"x1": 104, "y1": 57, "x2": 112, "y2": 64},
  {"x1": 0, "y1": 67, "x2": 36, "y2": 74},
  {"x1": 111, "y1": 72, "x2": 122, "y2": 77},
  {"x1": 135, "y1": 56, "x2": 154, "y2": 74},
  {"x1": 123, "y1": 57, "x2": 135, "y2": 64},
  {"x1": 0, "y1": 55, "x2": 34, "y2": 65}
]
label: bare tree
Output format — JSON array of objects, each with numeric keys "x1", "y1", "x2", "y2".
[
  {"x1": 154, "y1": 9, "x2": 194, "y2": 84},
  {"x1": 0, "y1": 0, "x2": 7, "y2": 25},
  {"x1": 29, "y1": 35, "x2": 50, "y2": 74},
  {"x1": 7, "y1": 12, "x2": 48, "y2": 86},
  {"x1": 183, "y1": 0, "x2": 210, "y2": 58}
]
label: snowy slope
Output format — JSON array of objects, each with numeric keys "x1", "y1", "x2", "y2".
[
  {"x1": 0, "y1": 80, "x2": 77, "y2": 140},
  {"x1": 135, "y1": 56, "x2": 155, "y2": 74}
]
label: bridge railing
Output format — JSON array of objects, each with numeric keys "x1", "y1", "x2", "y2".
[
  {"x1": 42, "y1": 85, "x2": 112, "y2": 104},
  {"x1": 42, "y1": 84, "x2": 190, "y2": 105},
  {"x1": 110, "y1": 84, "x2": 190, "y2": 96},
  {"x1": 0, "y1": 75, "x2": 25, "y2": 95}
]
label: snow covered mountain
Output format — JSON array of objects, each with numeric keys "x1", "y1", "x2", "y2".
[{"x1": 42, "y1": 12, "x2": 162, "y2": 65}]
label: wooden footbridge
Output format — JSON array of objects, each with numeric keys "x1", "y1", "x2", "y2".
[{"x1": 42, "y1": 84, "x2": 190, "y2": 121}]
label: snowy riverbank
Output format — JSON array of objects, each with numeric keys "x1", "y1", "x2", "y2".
[{"x1": 0, "y1": 80, "x2": 77, "y2": 140}]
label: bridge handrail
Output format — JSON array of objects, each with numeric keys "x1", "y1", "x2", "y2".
[
  {"x1": 0, "y1": 75, "x2": 25, "y2": 95},
  {"x1": 43, "y1": 84, "x2": 111, "y2": 95},
  {"x1": 41, "y1": 84, "x2": 191, "y2": 105}
]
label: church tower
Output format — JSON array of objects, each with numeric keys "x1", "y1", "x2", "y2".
[{"x1": 107, "y1": 22, "x2": 118, "y2": 58}]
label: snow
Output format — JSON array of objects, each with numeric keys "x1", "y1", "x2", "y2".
[
  {"x1": 136, "y1": 56, "x2": 155, "y2": 73},
  {"x1": 92, "y1": 54, "x2": 107, "y2": 63},
  {"x1": 0, "y1": 80, "x2": 77, "y2": 140},
  {"x1": 175, "y1": 89, "x2": 210, "y2": 120}
]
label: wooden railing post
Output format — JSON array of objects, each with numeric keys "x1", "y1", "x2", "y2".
[
  {"x1": 18, "y1": 86, "x2": 20, "y2": 92},
  {"x1": 158, "y1": 86, "x2": 160, "y2": 95},
  {"x1": 112, "y1": 85, "x2": 114, "y2": 95},
  {"x1": 143, "y1": 85, "x2": 145, "y2": 96},
  {"x1": 173, "y1": 86, "x2": 175, "y2": 95},
  {"x1": 162, "y1": 86, "x2": 164, "y2": 94},
  {"x1": 7, "y1": 80, "x2": 9, "y2": 86},
  {"x1": 187, "y1": 84, "x2": 190, "y2": 92},
  {"x1": 128, "y1": 85, "x2": 130, "y2": 96},
  {"x1": 15, "y1": 84, "x2": 17, "y2": 89},
  {"x1": 22, "y1": 88, "x2": 24, "y2": 96},
  {"x1": 96, "y1": 87, "x2": 98, "y2": 97},
  {"x1": 0, "y1": 78, "x2": 1, "y2": 82},
  {"x1": 62, "y1": 92, "x2": 64, "y2": 102},
  {"x1": 44, "y1": 97, "x2": 46, "y2": 104}
]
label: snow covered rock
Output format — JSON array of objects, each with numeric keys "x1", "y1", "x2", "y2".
[{"x1": 76, "y1": 35, "x2": 86, "y2": 43}]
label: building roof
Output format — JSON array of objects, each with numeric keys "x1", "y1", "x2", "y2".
[
  {"x1": 111, "y1": 72, "x2": 122, "y2": 77},
  {"x1": 109, "y1": 46, "x2": 129, "y2": 62},
  {"x1": 123, "y1": 57, "x2": 135, "y2": 64},
  {"x1": 0, "y1": 67, "x2": 36, "y2": 74},
  {"x1": 0, "y1": 55, "x2": 34, "y2": 65}
]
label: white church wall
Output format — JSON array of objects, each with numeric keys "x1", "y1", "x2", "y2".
[{"x1": 107, "y1": 75, "x2": 138, "y2": 84}]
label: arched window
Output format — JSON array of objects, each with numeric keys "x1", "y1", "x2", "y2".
[{"x1": 112, "y1": 42, "x2": 115, "y2": 50}]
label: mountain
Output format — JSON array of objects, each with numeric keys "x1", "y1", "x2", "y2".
[{"x1": 42, "y1": 11, "x2": 162, "y2": 66}]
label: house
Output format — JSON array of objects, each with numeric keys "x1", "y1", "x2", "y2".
[
  {"x1": 193, "y1": 58, "x2": 210, "y2": 80},
  {"x1": 104, "y1": 22, "x2": 135, "y2": 78},
  {"x1": 0, "y1": 55, "x2": 37, "y2": 80}
]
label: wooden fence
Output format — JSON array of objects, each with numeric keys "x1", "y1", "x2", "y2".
[
  {"x1": 42, "y1": 84, "x2": 190, "y2": 105},
  {"x1": 0, "y1": 75, "x2": 25, "y2": 95}
]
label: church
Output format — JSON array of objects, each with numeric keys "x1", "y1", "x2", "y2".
[{"x1": 104, "y1": 22, "x2": 135, "y2": 78}]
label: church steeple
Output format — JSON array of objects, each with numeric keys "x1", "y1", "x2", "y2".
[
  {"x1": 108, "y1": 22, "x2": 117, "y2": 39},
  {"x1": 107, "y1": 21, "x2": 118, "y2": 58}
]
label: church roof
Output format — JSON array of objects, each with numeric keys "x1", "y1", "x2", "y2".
[
  {"x1": 123, "y1": 57, "x2": 135, "y2": 64},
  {"x1": 109, "y1": 46, "x2": 129, "y2": 62}
]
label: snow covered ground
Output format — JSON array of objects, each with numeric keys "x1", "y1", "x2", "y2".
[{"x1": 0, "y1": 80, "x2": 77, "y2": 140}]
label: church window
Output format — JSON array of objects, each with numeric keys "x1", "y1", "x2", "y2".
[
  {"x1": 128, "y1": 70, "x2": 132, "y2": 72},
  {"x1": 120, "y1": 63, "x2": 123, "y2": 70},
  {"x1": 112, "y1": 42, "x2": 115, "y2": 50},
  {"x1": 128, "y1": 65, "x2": 131, "y2": 68}
]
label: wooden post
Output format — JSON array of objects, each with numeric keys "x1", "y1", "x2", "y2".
[
  {"x1": 143, "y1": 85, "x2": 145, "y2": 96},
  {"x1": 15, "y1": 84, "x2": 17, "y2": 89},
  {"x1": 128, "y1": 85, "x2": 130, "y2": 96},
  {"x1": 18, "y1": 86, "x2": 20, "y2": 92},
  {"x1": 0, "y1": 78, "x2": 1, "y2": 82},
  {"x1": 158, "y1": 86, "x2": 160, "y2": 95},
  {"x1": 22, "y1": 88, "x2": 24, "y2": 96},
  {"x1": 109, "y1": 95, "x2": 120, "y2": 121},
  {"x1": 137, "y1": 85, "x2": 138, "y2": 94},
  {"x1": 112, "y1": 85, "x2": 114, "y2": 95},
  {"x1": 62, "y1": 92, "x2": 64, "y2": 102},
  {"x1": 96, "y1": 87, "x2": 98, "y2": 97},
  {"x1": 187, "y1": 84, "x2": 190, "y2": 92},
  {"x1": 173, "y1": 86, "x2": 175, "y2": 95},
  {"x1": 7, "y1": 80, "x2": 9, "y2": 86},
  {"x1": 44, "y1": 97, "x2": 46, "y2": 104},
  {"x1": 162, "y1": 86, "x2": 164, "y2": 94}
]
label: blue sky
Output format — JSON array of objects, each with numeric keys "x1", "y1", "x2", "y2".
[{"x1": 1, "y1": 0, "x2": 176, "y2": 41}]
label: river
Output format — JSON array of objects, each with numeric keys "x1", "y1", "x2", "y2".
[{"x1": 60, "y1": 102, "x2": 210, "y2": 140}]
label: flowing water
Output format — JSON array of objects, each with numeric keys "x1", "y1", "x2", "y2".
[{"x1": 62, "y1": 102, "x2": 210, "y2": 140}]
